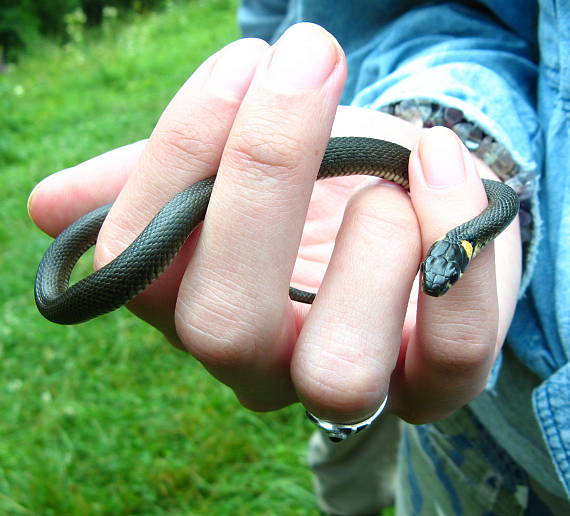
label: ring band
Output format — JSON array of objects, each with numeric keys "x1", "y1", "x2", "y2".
[{"x1": 306, "y1": 394, "x2": 389, "y2": 442}]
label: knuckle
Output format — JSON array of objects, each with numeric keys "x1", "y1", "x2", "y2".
[
  {"x1": 177, "y1": 319, "x2": 254, "y2": 370},
  {"x1": 420, "y1": 326, "x2": 494, "y2": 376},
  {"x1": 344, "y1": 188, "x2": 417, "y2": 245},
  {"x1": 224, "y1": 124, "x2": 304, "y2": 184},
  {"x1": 298, "y1": 344, "x2": 387, "y2": 419},
  {"x1": 175, "y1": 293, "x2": 259, "y2": 370},
  {"x1": 153, "y1": 120, "x2": 219, "y2": 173}
]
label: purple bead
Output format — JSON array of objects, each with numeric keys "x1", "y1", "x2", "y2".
[
  {"x1": 444, "y1": 107, "x2": 463, "y2": 127},
  {"x1": 453, "y1": 122, "x2": 483, "y2": 151},
  {"x1": 518, "y1": 208, "x2": 532, "y2": 227},
  {"x1": 521, "y1": 226, "x2": 533, "y2": 243}
]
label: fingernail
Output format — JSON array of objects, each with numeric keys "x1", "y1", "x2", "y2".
[
  {"x1": 27, "y1": 181, "x2": 43, "y2": 217},
  {"x1": 268, "y1": 23, "x2": 340, "y2": 90},
  {"x1": 211, "y1": 39, "x2": 268, "y2": 101},
  {"x1": 418, "y1": 127, "x2": 468, "y2": 188}
]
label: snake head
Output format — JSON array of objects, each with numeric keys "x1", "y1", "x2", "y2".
[{"x1": 421, "y1": 238, "x2": 471, "y2": 297}]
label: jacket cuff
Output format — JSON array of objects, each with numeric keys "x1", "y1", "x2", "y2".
[{"x1": 350, "y1": 62, "x2": 542, "y2": 293}]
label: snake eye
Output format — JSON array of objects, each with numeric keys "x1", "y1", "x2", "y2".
[
  {"x1": 445, "y1": 261, "x2": 461, "y2": 284},
  {"x1": 421, "y1": 239, "x2": 470, "y2": 297}
]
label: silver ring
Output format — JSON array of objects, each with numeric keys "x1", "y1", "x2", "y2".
[{"x1": 306, "y1": 394, "x2": 389, "y2": 442}]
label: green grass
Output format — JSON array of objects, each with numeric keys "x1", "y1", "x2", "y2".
[{"x1": 0, "y1": 2, "x2": 319, "y2": 514}]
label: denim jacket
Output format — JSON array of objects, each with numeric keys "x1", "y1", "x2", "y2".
[{"x1": 240, "y1": 0, "x2": 570, "y2": 499}]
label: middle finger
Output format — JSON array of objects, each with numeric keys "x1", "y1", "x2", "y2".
[{"x1": 175, "y1": 23, "x2": 346, "y2": 410}]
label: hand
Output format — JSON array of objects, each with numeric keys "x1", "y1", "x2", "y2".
[{"x1": 28, "y1": 23, "x2": 521, "y2": 424}]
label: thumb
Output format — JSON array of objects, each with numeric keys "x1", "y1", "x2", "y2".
[{"x1": 28, "y1": 140, "x2": 145, "y2": 237}]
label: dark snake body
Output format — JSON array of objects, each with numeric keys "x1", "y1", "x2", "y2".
[{"x1": 35, "y1": 137, "x2": 519, "y2": 325}]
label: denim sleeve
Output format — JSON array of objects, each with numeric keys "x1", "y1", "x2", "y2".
[
  {"x1": 237, "y1": 0, "x2": 289, "y2": 42},
  {"x1": 353, "y1": 6, "x2": 541, "y2": 289},
  {"x1": 349, "y1": 5, "x2": 540, "y2": 167},
  {"x1": 237, "y1": 1, "x2": 542, "y2": 290},
  {"x1": 345, "y1": 4, "x2": 542, "y2": 292}
]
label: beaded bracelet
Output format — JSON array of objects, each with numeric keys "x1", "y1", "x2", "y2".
[{"x1": 380, "y1": 99, "x2": 534, "y2": 243}]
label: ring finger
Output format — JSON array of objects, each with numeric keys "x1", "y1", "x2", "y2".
[{"x1": 291, "y1": 180, "x2": 421, "y2": 423}]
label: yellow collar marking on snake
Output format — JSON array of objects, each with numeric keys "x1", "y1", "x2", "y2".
[{"x1": 461, "y1": 240, "x2": 474, "y2": 260}]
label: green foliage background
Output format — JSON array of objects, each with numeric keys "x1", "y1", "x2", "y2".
[
  {"x1": 0, "y1": 0, "x2": 168, "y2": 62},
  {"x1": 0, "y1": 1, "x2": 320, "y2": 514}
]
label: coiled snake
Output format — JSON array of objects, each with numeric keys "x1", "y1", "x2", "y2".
[{"x1": 35, "y1": 137, "x2": 519, "y2": 325}]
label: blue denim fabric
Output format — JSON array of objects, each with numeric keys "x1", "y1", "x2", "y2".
[{"x1": 240, "y1": 0, "x2": 570, "y2": 502}]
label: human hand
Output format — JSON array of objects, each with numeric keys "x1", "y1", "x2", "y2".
[{"x1": 28, "y1": 23, "x2": 521, "y2": 424}]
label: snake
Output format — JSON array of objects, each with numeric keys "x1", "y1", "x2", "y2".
[{"x1": 35, "y1": 137, "x2": 519, "y2": 325}]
